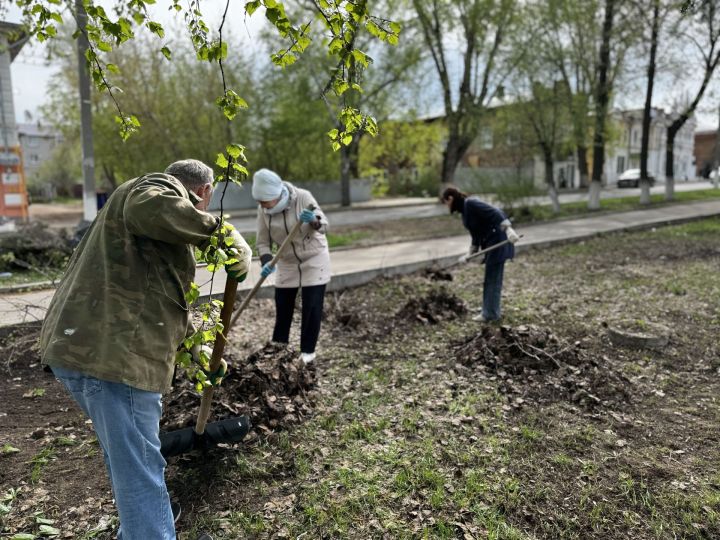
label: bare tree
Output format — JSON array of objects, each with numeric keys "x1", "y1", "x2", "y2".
[
  {"x1": 664, "y1": 1, "x2": 720, "y2": 200},
  {"x1": 412, "y1": 0, "x2": 517, "y2": 185},
  {"x1": 639, "y1": 0, "x2": 662, "y2": 205},
  {"x1": 588, "y1": 0, "x2": 617, "y2": 210}
]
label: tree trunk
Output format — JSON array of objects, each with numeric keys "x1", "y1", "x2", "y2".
[
  {"x1": 640, "y1": 0, "x2": 660, "y2": 206},
  {"x1": 588, "y1": 0, "x2": 615, "y2": 210},
  {"x1": 665, "y1": 126, "x2": 677, "y2": 201},
  {"x1": 102, "y1": 164, "x2": 118, "y2": 191},
  {"x1": 440, "y1": 128, "x2": 473, "y2": 185},
  {"x1": 544, "y1": 151, "x2": 561, "y2": 213},
  {"x1": 576, "y1": 145, "x2": 589, "y2": 188}
]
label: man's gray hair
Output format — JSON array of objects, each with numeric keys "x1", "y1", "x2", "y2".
[{"x1": 164, "y1": 159, "x2": 214, "y2": 189}]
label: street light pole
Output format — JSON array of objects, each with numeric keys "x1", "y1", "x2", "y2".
[{"x1": 76, "y1": 0, "x2": 96, "y2": 222}]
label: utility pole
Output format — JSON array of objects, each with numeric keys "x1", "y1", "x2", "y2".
[{"x1": 76, "y1": 0, "x2": 96, "y2": 222}]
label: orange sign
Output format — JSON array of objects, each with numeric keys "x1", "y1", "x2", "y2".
[{"x1": 0, "y1": 146, "x2": 28, "y2": 220}]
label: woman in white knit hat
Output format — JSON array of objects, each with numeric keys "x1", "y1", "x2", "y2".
[{"x1": 252, "y1": 168, "x2": 331, "y2": 364}]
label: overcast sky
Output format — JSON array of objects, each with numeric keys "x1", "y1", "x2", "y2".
[{"x1": 5, "y1": 1, "x2": 719, "y2": 131}]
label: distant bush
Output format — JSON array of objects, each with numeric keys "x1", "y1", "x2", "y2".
[{"x1": 458, "y1": 169, "x2": 541, "y2": 217}]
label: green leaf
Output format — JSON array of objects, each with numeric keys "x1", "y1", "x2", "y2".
[
  {"x1": 160, "y1": 46, "x2": 171, "y2": 60},
  {"x1": 1, "y1": 444, "x2": 20, "y2": 454},
  {"x1": 226, "y1": 143, "x2": 244, "y2": 159},
  {"x1": 342, "y1": 134, "x2": 353, "y2": 146},
  {"x1": 148, "y1": 21, "x2": 165, "y2": 38},
  {"x1": 245, "y1": 1, "x2": 261, "y2": 16},
  {"x1": 10, "y1": 535, "x2": 36, "y2": 540},
  {"x1": 38, "y1": 524, "x2": 60, "y2": 536},
  {"x1": 216, "y1": 153, "x2": 229, "y2": 168}
]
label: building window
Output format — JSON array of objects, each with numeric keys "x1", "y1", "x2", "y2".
[
  {"x1": 479, "y1": 127, "x2": 493, "y2": 150},
  {"x1": 617, "y1": 156, "x2": 625, "y2": 173},
  {"x1": 633, "y1": 129, "x2": 639, "y2": 144},
  {"x1": 2, "y1": 172, "x2": 19, "y2": 184},
  {"x1": 29, "y1": 154, "x2": 40, "y2": 164}
]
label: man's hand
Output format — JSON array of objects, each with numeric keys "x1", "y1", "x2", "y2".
[
  {"x1": 225, "y1": 229, "x2": 252, "y2": 282},
  {"x1": 299, "y1": 208, "x2": 316, "y2": 224},
  {"x1": 205, "y1": 358, "x2": 227, "y2": 387},
  {"x1": 193, "y1": 345, "x2": 227, "y2": 387},
  {"x1": 260, "y1": 262, "x2": 276, "y2": 278},
  {"x1": 506, "y1": 226, "x2": 520, "y2": 244}
]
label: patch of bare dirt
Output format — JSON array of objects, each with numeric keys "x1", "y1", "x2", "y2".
[{"x1": 454, "y1": 324, "x2": 634, "y2": 409}]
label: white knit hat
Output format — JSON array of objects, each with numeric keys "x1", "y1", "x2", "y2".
[{"x1": 252, "y1": 168, "x2": 283, "y2": 201}]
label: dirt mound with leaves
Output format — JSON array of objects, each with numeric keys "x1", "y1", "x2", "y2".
[
  {"x1": 161, "y1": 343, "x2": 317, "y2": 436},
  {"x1": 397, "y1": 287, "x2": 468, "y2": 325},
  {"x1": 453, "y1": 324, "x2": 633, "y2": 409}
]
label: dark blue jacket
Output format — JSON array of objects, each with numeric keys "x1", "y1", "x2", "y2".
[{"x1": 462, "y1": 197, "x2": 514, "y2": 266}]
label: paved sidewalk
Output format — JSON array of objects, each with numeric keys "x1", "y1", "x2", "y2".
[{"x1": 2, "y1": 198, "x2": 719, "y2": 327}]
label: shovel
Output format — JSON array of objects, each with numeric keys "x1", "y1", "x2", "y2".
[
  {"x1": 461, "y1": 235, "x2": 523, "y2": 265},
  {"x1": 159, "y1": 206, "x2": 314, "y2": 458}
]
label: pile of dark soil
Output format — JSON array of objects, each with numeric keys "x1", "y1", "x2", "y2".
[
  {"x1": 0, "y1": 321, "x2": 42, "y2": 370},
  {"x1": 161, "y1": 343, "x2": 317, "y2": 435},
  {"x1": 0, "y1": 222, "x2": 73, "y2": 272},
  {"x1": 454, "y1": 324, "x2": 633, "y2": 409},
  {"x1": 397, "y1": 287, "x2": 467, "y2": 324},
  {"x1": 424, "y1": 267, "x2": 453, "y2": 281}
]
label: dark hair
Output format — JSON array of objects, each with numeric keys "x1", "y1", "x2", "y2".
[{"x1": 441, "y1": 186, "x2": 467, "y2": 214}]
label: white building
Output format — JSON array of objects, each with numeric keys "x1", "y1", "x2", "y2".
[
  {"x1": 604, "y1": 107, "x2": 696, "y2": 184},
  {"x1": 531, "y1": 107, "x2": 697, "y2": 189}
]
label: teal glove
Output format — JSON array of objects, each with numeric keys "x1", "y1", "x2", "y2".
[
  {"x1": 299, "y1": 209, "x2": 316, "y2": 224},
  {"x1": 260, "y1": 262, "x2": 276, "y2": 278}
]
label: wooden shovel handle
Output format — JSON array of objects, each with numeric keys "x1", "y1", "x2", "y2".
[{"x1": 195, "y1": 275, "x2": 238, "y2": 435}]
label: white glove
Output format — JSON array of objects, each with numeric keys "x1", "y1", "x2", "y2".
[
  {"x1": 506, "y1": 226, "x2": 520, "y2": 244},
  {"x1": 458, "y1": 246, "x2": 478, "y2": 264},
  {"x1": 225, "y1": 229, "x2": 252, "y2": 281},
  {"x1": 500, "y1": 219, "x2": 512, "y2": 231}
]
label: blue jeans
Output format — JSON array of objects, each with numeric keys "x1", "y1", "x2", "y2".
[
  {"x1": 482, "y1": 261, "x2": 505, "y2": 321},
  {"x1": 51, "y1": 366, "x2": 175, "y2": 540}
]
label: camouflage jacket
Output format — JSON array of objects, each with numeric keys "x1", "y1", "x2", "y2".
[{"x1": 40, "y1": 174, "x2": 218, "y2": 394}]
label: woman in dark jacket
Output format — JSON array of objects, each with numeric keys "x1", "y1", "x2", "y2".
[{"x1": 441, "y1": 186, "x2": 519, "y2": 322}]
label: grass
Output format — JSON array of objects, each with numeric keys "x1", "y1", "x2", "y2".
[
  {"x1": 510, "y1": 187, "x2": 720, "y2": 224},
  {"x1": 4, "y1": 218, "x2": 720, "y2": 539},
  {"x1": 0, "y1": 267, "x2": 63, "y2": 288}
]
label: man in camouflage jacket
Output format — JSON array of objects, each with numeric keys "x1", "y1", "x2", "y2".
[{"x1": 40, "y1": 159, "x2": 251, "y2": 540}]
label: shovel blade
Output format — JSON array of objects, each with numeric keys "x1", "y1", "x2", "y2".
[{"x1": 160, "y1": 415, "x2": 251, "y2": 459}]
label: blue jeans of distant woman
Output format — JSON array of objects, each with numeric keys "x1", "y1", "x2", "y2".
[
  {"x1": 482, "y1": 261, "x2": 505, "y2": 321},
  {"x1": 51, "y1": 365, "x2": 175, "y2": 540}
]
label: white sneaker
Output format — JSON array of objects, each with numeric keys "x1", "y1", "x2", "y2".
[
  {"x1": 300, "y1": 352, "x2": 316, "y2": 364},
  {"x1": 472, "y1": 314, "x2": 487, "y2": 322}
]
